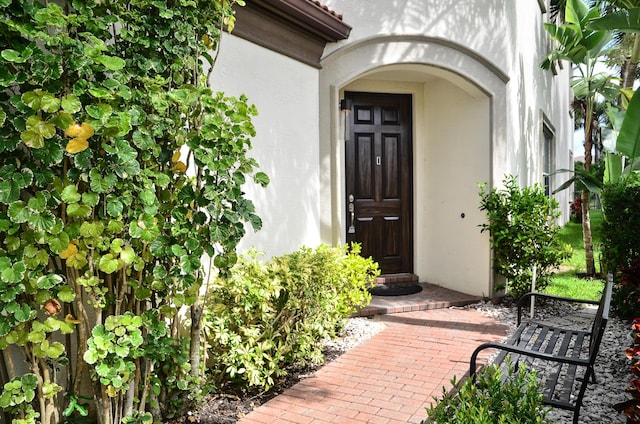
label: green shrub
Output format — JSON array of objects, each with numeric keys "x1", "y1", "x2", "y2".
[
  {"x1": 601, "y1": 174, "x2": 640, "y2": 317},
  {"x1": 0, "y1": 1, "x2": 264, "y2": 423},
  {"x1": 601, "y1": 174, "x2": 640, "y2": 273},
  {"x1": 425, "y1": 359, "x2": 550, "y2": 424},
  {"x1": 479, "y1": 176, "x2": 571, "y2": 298},
  {"x1": 204, "y1": 244, "x2": 379, "y2": 391}
]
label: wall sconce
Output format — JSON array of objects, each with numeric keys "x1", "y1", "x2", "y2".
[{"x1": 339, "y1": 99, "x2": 352, "y2": 142}]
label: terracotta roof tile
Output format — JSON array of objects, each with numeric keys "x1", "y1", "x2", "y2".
[{"x1": 306, "y1": 0, "x2": 343, "y2": 21}]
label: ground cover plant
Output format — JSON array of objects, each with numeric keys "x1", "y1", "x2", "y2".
[
  {"x1": 0, "y1": 1, "x2": 270, "y2": 423},
  {"x1": 425, "y1": 359, "x2": 550, "y2": 424}
]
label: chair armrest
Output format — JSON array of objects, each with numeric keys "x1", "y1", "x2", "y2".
[
  {"x1": 517, "y1": 292, "x2": 600, "y2": 325},
  {"x1": 469, "y1": 341, "x2": 591, "y2": 378}
]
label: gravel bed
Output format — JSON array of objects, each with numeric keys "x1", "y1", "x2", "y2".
[
  {"x1": 332, "y1": 300, "x2": 635, "y2": 424},
  {"x1": 469, "y1": 299, "x2": 633, "y2": 424},
  {"x1": 322, "y1": 317, "x2": 387, "y2": 360}
]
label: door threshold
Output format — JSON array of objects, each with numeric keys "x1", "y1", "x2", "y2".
[{"x1": 374, "y1": 273, "x2": 419, "y2": 286}]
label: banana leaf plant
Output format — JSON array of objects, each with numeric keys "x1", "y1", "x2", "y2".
[
  {"x1": 589, "y1": 6, "x2": 640, "y2": 182},
  {"x1": 542, "y1": 0, "x2": 619, "y2": 276}
]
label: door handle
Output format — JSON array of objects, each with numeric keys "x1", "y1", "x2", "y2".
[{"x1": 348, "y1": 194, "x2": 356, "y2": 234}]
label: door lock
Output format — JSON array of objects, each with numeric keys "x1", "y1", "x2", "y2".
[{"x1": 348, "y1": 194, "x2": 356, "y2": 234}]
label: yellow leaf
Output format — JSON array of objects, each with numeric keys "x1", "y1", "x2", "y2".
[
  {"x1": 64, "y1": 314, "x2": 81, "y2": 324},
  {"x1": 171, "y1": 161, "x2": 187, "y2": 173},
  {"x1": 171, "y1": 151, "x2": 181, "y2": 163},
  {"x1": 78, "y1": 122, "x2": 94, "y2": 138},
  {"x1": 64, "y1": 122, "x2": 94, "y2": 139},
  {"x1": 64, "y1": 123, "x2": 82, "y2": 137},
  {"x1": 59, "y1": 243, "x2": 78, "y2": 259},
  {"x1": 66, "y1": 137, "x2": 89, "y2": 154}
]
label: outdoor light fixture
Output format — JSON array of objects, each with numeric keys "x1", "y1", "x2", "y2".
[{"x1": 340, "y1": 99, "x2": 352, "y2": 142}]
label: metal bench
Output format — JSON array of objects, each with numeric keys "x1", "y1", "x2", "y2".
[{"x1": 469, "y1": 273, "x2": 613, "y2": 424}]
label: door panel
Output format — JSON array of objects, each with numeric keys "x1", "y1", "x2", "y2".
[{"x1": 345, "y1": 92, "x2": 413, "y2": 274}]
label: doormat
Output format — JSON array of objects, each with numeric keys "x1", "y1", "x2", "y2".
[{"x1": 368, "y1": 284, "x2": 423, "y2": 297}]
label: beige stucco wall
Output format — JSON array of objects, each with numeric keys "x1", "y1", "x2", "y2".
[
  {"x1": 209, "y1": 0, "x2": 573, "y2": 297},
  {"x1": 209, "y1": 35, "x2": 323, "y2": 257}
]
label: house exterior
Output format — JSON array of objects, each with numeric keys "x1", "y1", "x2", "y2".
[{"x1": 209, "y1": 0, "x2": 573, "y2": 297}]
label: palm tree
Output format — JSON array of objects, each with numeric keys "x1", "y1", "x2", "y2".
[{"x1": 543, "y1": 0, "x2": 620, "y2": 276}]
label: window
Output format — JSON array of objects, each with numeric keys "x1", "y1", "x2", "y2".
[
  {"x1": 538, "y1": 0, "x2": 548, "y2": 14},
  {"x1": 542, "y1": 120, "x2": 555, "y2": 197}
]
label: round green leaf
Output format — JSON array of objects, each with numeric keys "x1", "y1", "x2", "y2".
[
  {"x1": 83, "y1": 349, "x2": 99, "y2": 364},
  {"x1": 61, "y1": 185, "x2": 81, "y2": 203},
  {"x1": 22, "y1": 90, "x2": 43, "y2": 109},
  {"x1": 58, "y1": 285, "x2": 75, "y2": 303},
  {"x1": 26, "y1": 115, "x2": 56, "y2": 139},
  {"x1": 14, "y1": 303, "x2": 34, "y2": 322},
  {"x1": 61, "y1": 95, "x2": 82, "y2": 113},
  {"x1": 2, "y1": 47, "x2": 32, "y2": 63},
  {"x1": 97, "y1": 55, "x2": 125, "y2": 71},
  {"x1": 98, "y1": 254, "x2": 119, "y2": 274},
  {"x1": 8, "y1": 201, "x2": 29, "y2": 223},
  {"x1": 21, "y1": 374, "x2": 38, "y2": 390},
  {"x1": 0, "y1": 180, "x2": 20, "y2": 204},
  {"x1": 0, "y1": 320, "x2": 11, "y2": 337},
  {"x1": 52, "y1": 111, "x2": 74, "y2": 130},
  {"x1": 45, "y1": 341, "x2": 65, "y2": 358},
  {"x1": 28, "y1": 210, "x2": 56, "y2": 231},
  {"x1": 36, "y1": 274, "x2": 64, "y2": 289},
  {"x1": 27, "y1": 193, "x2": 46, "y2": 212},
  {"x1": 106, "y1": 195, "x2": 124, "y2": 217},
  {"x1": 40, "y1": 93, "x2": 60, "y2": 113},
  {"x1": 43, "y1": 317, "x2": 61, "y2": 332},
  {"x1": 47, "y1": 232, "x2": 70, "y2": 254},
  {"x1": 28, "y1": 330, "x2": 46, "y2": 343},
  {"x1": 14, "y1": 169, "x2": 33, "y2": 189},
  {"x1": 20, "y1": 129, "x2": 44, "y2": 148},
  {"x1": 82, "y1": 192, "x2": 99, "y2": 207},
  {"x1": 86, "y1": 103, "x2": 112, "y2": 120},
  {"x1": 66, "y1": 203, "x2": 92, "y2": 217}
]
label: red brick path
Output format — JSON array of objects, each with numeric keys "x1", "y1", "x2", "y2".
[{"x1": 237, "y1": 308, "x2": 508, "y2": 424}]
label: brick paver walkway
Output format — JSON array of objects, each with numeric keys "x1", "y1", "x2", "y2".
[{"x1": 238, "y1": 307, "x2": 508, "y2": 424}]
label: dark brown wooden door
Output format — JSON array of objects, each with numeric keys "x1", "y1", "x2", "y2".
[{"x1": 345, "y1": 92, "x2": 413, "y2": 274}]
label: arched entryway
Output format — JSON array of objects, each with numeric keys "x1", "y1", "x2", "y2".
[{"x1": 319, "y1": 37, "x2": 509, "y2": 297}]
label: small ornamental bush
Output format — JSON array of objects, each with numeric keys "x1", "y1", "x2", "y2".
[
  {"x1": 601, "y1": 174, "x2": 640, "y2": 317},
  {"x1": 611, "y1": 259, "x2": 640, "y2": 319},
  {"x1": 570, "y1": 197, "x2": 583, "y2": 223},
  {"x1": 602, "y1": 174, "x2": 640, "y2": 273},
  {"x1": 204, "y1": 244, "x2": 379, "y2": 391},
  {"x1": 479, "y1": 175, "x2": 571, "y2": 298},
  {"x1": 425, "y1": 359, "x2": 550, "y2": 424},
  {"x1": 615, "y1": 318, "x2": 640, "y2": 422}
]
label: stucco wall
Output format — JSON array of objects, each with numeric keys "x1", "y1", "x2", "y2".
[
  {"x1": 322, "y1": 0, "x2": 510, "y2": 73},
  {"x1": 209, "y1": 35, "x2": 323, "y2": 257}
]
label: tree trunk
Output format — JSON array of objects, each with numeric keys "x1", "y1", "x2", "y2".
[
  {"x1": 621, "y1": 59, "x2": 637, "y2": 90},
  {"x1": 582, "y1": 108, "x2": 596, "y2": 276},
  {"x1": 581, "y1": 189, "x2": 596, "y2": 276},
  {"x1": 189, "y1": 300, "x2": 204, "y2": 379}
]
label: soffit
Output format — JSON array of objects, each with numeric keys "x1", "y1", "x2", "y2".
[{"x1": 233, "y1": 0, "x2": 352, "y2": 68}]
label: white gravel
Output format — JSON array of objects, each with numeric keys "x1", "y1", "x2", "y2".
[
  {"x1": 470, "y1": 299, "x2": 632, "y2": 423},
  {"x1": 330, "y1": 300, "x2": 635, "y2": 424}
]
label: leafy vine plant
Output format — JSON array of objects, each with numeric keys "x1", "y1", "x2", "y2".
[{"x1": 0, "y1": 1, "x2": 268, "y2": 423}]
